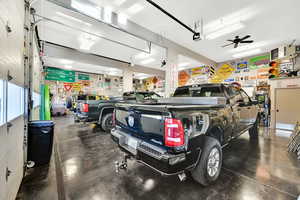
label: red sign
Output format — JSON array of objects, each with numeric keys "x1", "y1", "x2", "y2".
[{"x1": 64, "y1": 83, "x2": 73, "y2": 91}]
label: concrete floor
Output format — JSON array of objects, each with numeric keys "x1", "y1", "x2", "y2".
[{"x1": 18, "y1": 115, "x2": 300, "y2": 200}]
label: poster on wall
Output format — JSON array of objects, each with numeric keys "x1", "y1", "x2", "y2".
[
  {"x1": 178, "y1": 70, "x2": 191, "y2": 86},
  {"x1": 210, "y1": 63, "x2": 235, "y2": 83},
  {"x1": 249, "y1": 54, "x2": 270, "y2": 70},
  {"x1": 237, "y1": 61, "x2": 248, "y2": 70},
  {"x1": 78, "y1": 73, "x2": 90, "y2": 81}
]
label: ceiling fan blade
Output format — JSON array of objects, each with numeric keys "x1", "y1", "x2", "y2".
[
  {"x1": 234, "y1": 43, "x2": 239, "y2": 48},
  {"x1": 240, "y1": 40, "x2": 254, "y2": 43},
  {"x1": 240, "y1": 35, "x2": 251, "y2": 41},
  {"x1": 222, "y1": 43, "x2": 233, "y2": 47},
  {"x1": 227, "y1": 40, "x2": 234, "y2": 42}
]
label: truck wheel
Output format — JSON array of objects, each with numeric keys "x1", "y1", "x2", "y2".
[
  {"x1": 101, "y1": 113, "x2": 113, "y2": 133},
  {"x1": 249, "y1": 115, "x2": 260, "y2": 139},
  {"x1": 191, "y1": 137, "x2": 222, "y2": 186}
]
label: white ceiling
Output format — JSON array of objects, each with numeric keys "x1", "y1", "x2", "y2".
[{"x1": 92, "y1": 0, "x2": 300, "y2": 62}]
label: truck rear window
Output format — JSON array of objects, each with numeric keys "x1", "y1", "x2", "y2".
[{"x1": 173, "y1": 86, "x2": 224, "y2": 97}]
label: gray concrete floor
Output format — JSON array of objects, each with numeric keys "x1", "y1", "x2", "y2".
[{"x1": 18, "y1": 115, "x2": 300, "y2": 200}]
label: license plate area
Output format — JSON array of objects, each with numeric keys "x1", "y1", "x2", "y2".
[{"x1": 119, "y1": 134, "x2": 139, "y2": 155}]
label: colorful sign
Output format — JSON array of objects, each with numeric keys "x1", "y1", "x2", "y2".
[
  {"x1": 178, "y1": 70, "x2": 191, "y2": 86},
  {"x1": 78, "y1": 73, "x2": 90, "y2": 80},
  {"x1": 45, "y1": 67, "x2": 75, "y2": 82},
  {"x1": 210, "y1": 63, "x2": 235, "y2": 83},
  {"x1": 63, "y1": 83, "x2": 73, "y2": 91},
  {"x1": 191, "y1": 66, "x2": 209, "y2": 76},
  {"x1": 237, "y1": 61, "x2": 248, "y2": 70},
  {"x1": 249, "y1": 54, "x2": 270, "y2": 70}
]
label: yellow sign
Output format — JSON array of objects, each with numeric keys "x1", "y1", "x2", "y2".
[{"x1": 210, "y1": 64, "x2": 235, "y2": 83}]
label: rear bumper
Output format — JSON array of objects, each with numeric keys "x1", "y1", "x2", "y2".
[
  {"x1": 111, "y1": 129, "x2": 195, "y2": 175},
  {"x1": 74, "y1": 113, "x2": 95, "y2": 123}
]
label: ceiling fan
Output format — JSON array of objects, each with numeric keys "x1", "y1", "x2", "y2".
[{"x1": 222, "y1": 35, "x2": 254, "y2": 48}]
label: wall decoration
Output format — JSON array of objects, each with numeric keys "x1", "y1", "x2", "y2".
[
  {"x1": 237, "y1": 61, "x2": 248, "y2": 70},
  {"x1": 45, "y1": 67, "x2": 75, "y2": 82},
  {"x1": 249, "y1": 54, "x2": 270, "y2": 70},
  {"x1": 78, "y1": 73, "x2": 90, "y2": 80},
  {"x1": 63, "y1": 82, "x2": 73, "y2": 91},
  {"x1": 210, "y1": 63, "x2": 235, "y2": 83}
]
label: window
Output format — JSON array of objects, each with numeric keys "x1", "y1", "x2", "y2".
[
  {"x1": 7, "y1": 82, "x2": 24, "y2": 121},
  {"x1": 173, "y1": 87, "x2": 190, "y2": 97},
  {"x1": 0, "y1": 79, "x2": 5, "y2": 125},
  {"x1": 173, "y1": 86, "x2": 224, "y2": 97}
]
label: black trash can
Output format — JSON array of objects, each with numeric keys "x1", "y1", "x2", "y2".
[{"x1": 28, "y1": 121, "x2": 55, "y2": 167}]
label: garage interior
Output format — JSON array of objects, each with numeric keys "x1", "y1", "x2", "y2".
[{"x1": 1, "y1": 0, "x2": 300, "y2": 200}]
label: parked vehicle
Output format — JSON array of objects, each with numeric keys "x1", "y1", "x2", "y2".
[
  {"x1": 75, "y1": 91, "x2": 161, "y2": 132},
  {"x1": 111, "y1": 83, "x2": 260, "y2": 185}
]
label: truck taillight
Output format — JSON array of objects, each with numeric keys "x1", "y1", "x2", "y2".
[
  {"x1": 112, "y1": 109, "x2": 116, "y2": 126},
  {"x1": 82, "y1": 104, "x2": 89, "y2": 112},
  {"x1": 164, "y1": 118, "x2": 184, "y2": 147}
]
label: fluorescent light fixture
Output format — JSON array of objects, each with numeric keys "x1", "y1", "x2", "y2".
[
  {"x1": 127, "y1": 3, "x2": 144, "y2": 14},
  {"x1": 71, "y1": 0, "x2": 101, "y2": 19},
  {"x1": 232, "y1": 49, "x2": 261, "y2": 58},
  {"x1": 56, "y1": 12, "x2": 91, "y2": 26},
  {"x1": 114, "y1": 0, "x2": 126, "y2": 6},
  {"x1": 178, "y1": 62, "x2": 190, "y2": 67},
  {"x1": 206, "y1": 22, "x2": 245, "y2": 40},
  {"x1": 118, "y1": 13, "x2": 128, "y2": 25},
  {"x1": 141, "y1": 58, "x2": 155, "y2": 65},
  {"x1": 104, "y1": 7, "x2": 113, "y2": 23},
  {"x1": 64, "y1": 65, "x2": 72, "y2": 69},
  {"x1": 60, "y1": 59, "x2": 74, "y2": 65}
]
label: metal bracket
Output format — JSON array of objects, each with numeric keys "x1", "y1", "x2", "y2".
[
  {"x1": 5, "y1": 167, "x2": 12, "y2": 182},
  {"x1": 7, "y1": 71, "x2": 13, "y2": 81}
]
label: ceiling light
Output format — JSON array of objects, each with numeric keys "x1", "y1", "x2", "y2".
[
  {"x1": 127, "y1": 4, "x2": 144, "y2": 14},
  {"x1": 104, "y1": 7, "x2": 113, "y2": 23},
  {"x1": 118, "y1": 13, "x2": 128, "y2": 25},
  {"x1": 60, "y1": 59, "x2": 74, "y2": 65},
  {"x1": 232, "y1": 49, "x2": 262, "y2": 58},
  {"x1": 206, "y1": 22, "x2": 245, "y2": 40},
  {"x1": 114, "y1": 0, "x2": 126, "y2": 6},
  {"x1": 135, "y1": 52, "x2": 151, "y2": 59},
  {"x1": 56, "y1": 12, "x2": 91, "y2": 26},
  {"x1": 141, "y1": 58, "x2": 155, "y2": 65},
  {"x1": 64, "y1": 65, "x2": 72, "y2": 69},
  {"x1": 178, "y1": 62, "x2": 190, "y2": 67}
]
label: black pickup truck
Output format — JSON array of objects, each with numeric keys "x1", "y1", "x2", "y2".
[
  {"x1": 111, "y1": 83, "x2": 260, "y2": 185},
  {"x1": 75, "y1": 91, "x2": 161, "y2": 132}
]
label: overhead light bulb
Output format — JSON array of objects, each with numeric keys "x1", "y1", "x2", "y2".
[
  {"x1": 232, "y1": 49, "x2": 262, "y2": 58},
  {"x1": 64, "y1": 65, "x2": 72, "y2": 69}
]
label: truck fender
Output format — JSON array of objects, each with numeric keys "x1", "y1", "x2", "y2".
[
  {"x1": 206, "y1": 125, "x2": 224, "y2": 144},
  {"x1": 98, "y1": 107, "x2": 114, "y2": 124}
]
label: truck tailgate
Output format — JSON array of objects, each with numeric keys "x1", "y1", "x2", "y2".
[{"x1": 115, "y1": 104, "x2": 169, "y2": 147}]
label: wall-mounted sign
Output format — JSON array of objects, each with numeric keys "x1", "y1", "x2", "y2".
[
  {"x1": 63, "y1": 83, "x2": 73, "y2": 91},
  {"x1": 45, "y1": 67, "x2": 75, "y2": 82},
  {"x1": 178, "y1": 70, "x2": 191, "y2": 86},
  {"x1": 78, "y1": 73, "x2": 90, "y2": 80},
  {"x1": 237, "y1": 61, "x2": 248, "y2": 70},
  {"x1": 249, "y1": 54, "x2": 270, "y2": 70}
]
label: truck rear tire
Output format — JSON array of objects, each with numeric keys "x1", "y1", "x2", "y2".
[
  {"x1": 191, "y1": 137, "x2": 222, "y2": 186},
  {"x1": 101, "y1": 113, "x2": 113, "y2": 133},
  {"x1": 249, "y1": 115, "x2": 260, "y2": 139}
]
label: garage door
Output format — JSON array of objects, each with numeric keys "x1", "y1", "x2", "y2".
[{"x1": 275, "y1": 88, "x2": 300, "y2": 130}]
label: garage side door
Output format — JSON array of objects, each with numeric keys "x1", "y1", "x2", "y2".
[{"x1": 276, "y1": 88, "x2": 300, "y2": 130}]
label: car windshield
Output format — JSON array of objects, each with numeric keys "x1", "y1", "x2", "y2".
[{"x1": 173, "y1": 86, "x2": 224, "y2": 97}]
